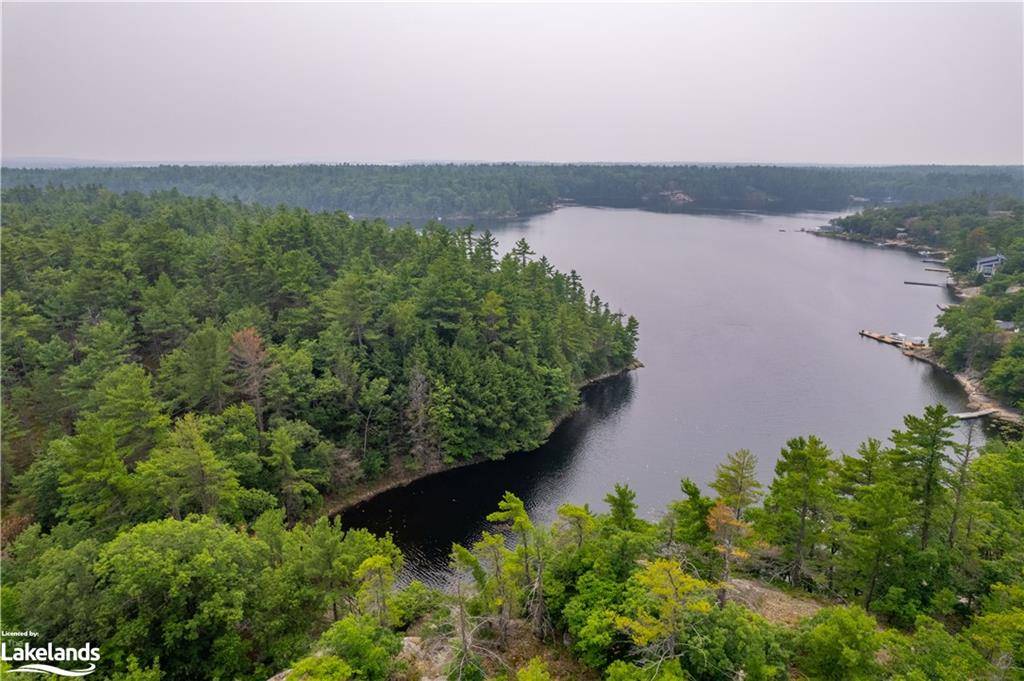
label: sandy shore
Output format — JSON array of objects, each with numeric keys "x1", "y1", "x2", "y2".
[{"x1": 323, "y1": 359, "x2": 644, "y2": 515}]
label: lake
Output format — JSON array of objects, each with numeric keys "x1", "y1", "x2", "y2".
[{"x1": 342, "y1": 207, "x2": 968, "y2": 583}]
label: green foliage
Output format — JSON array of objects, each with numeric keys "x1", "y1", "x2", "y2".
[
  {"x1": 795, "y1": 606, "x2": 883, "y2": 680},
  {"x1": 390, "y1": 580, "x2": 444, "y2": 629},
  {"x1": 134, "y1": 413, "x2": 239, "y2": 520},
  {"x1": 890, "y1": 405, "x2": 959, "y2": 550},
  {"x1": 889, "y1": 616, "x2": 992, "y2": 680},
  {"x1": 92, "y1": 516, "x2": 266, "y2": 680},
  {"x1": 314, "y1": 615, "x2": 401, "y2": 681},
  {"x1": 107, "y1": 657, "x2": 164, "y2": 681},
  {"x1": 966, "y1": 582, "x2": 1024, "y2": 675},
  {"x1": 677, "y1": 603, "x2": 790, "y2": 681},
  {"x1": 515, "y1": 657, "x2": 552, "y2": 681},
  {"x1": 3, "y1": 186, "x2": 1022, "y2": 681},
  {"x1": 56, "y1": 416, "x2": 137, "y2": 533},
  {"x1": 757, "y1": 435, "x2": 835, "y2": 585},
  {"x1": 711, "y1": 448, "x2": 763, "y2": 517},
  {"x1": 604, "y1": 483, "x2": 639, "y2": 531},
  {"x1": 2, "y1": 188, "x2": 638, "y2": 538},
  {"x1": 288, "y1": 655, "x2": 353, "y2": 681}
]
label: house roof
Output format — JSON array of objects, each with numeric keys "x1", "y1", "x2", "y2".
[{"x1": 976, "y1": 253, "x2": 1006, "y2": 265}]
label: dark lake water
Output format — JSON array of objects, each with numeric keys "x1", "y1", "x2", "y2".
[{"x1": 342, "y1": 207, "x2": 969, "y2": 583}]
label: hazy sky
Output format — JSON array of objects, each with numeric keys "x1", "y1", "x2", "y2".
[{"x1": 3, "y1": 2, "x2": 1022, "y2": 165}]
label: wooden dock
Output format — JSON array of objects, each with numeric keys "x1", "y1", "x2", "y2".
[
  {"x1": 924, "y1": 267, "x2": 950, "y2": 273},
  {"x1": 859, "y1": 330, "x2": 925, "y2": 348},
  {"x1": 952, "y1": 409, "x2": 999, "y2": 420},
  {"x1": 904, "y1": 280, "x2": 944, "y2": 287},
  {"x1": 921, "y1": 258, "x2": 947, "y2": 265}
]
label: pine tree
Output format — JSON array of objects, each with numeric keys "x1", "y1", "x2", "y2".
[
  {"x1": 82, "y1": 363, "x2": 170, "y2": 465},
  {"x1": 135, "y1": 414, "x2": 239, "y2": 520},
  {"x1": 57, "y1": 415, "x2": 136, "y2": 532},
  {"x1": 159, "y1": 320, "x2": 231, "y2": 413},
  {"x1": 605, "y1": 483, "x2": 639, "y2": 531},
  {"x1": 355, "y1": 554, "x2": 395, "y2": 626},
  {"x1": 890, "y1": 405, "x2": 958, "y2": 549},
  {"x1": 711, "y1": 449, "x2": 763, "y2": 518},
  {"x1": 835, "y1": 440, "x2": 913, "y2": 609},
  {"x1": 320, "y1": 269, "x2": 381, "y2": 348},
  {"x1": 707, "y1": 501, "x2": 751, "y2": 607},
  {"x1": 511, "y1": 238, "x2": 535, "y2": 267},
  {"x1": 759, "y1": 435, "x2": 835, "y2": 585}
]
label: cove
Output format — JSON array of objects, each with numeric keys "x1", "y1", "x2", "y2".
[{"x1": 342, "y1": 207, "x2": 969, "y2": 584}]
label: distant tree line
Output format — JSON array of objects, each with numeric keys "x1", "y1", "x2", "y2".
[{"x1": 3, "y1": 163, "x2": 1022, "y2": 219}]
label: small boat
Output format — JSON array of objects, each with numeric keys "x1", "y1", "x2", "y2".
[{"x1": 778, "y1": 228, "x2": 786, "y2": 232}]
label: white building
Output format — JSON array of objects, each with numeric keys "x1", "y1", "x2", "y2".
[{"x1": 976, "y1": 253, "x2": 1007, "y2": 277}]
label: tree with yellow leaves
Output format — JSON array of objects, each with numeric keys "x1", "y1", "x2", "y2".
[
  {"x1": 707, "y1": 501, "x2": 751, "y2": 607},
  {"x1": 616, "y1": 559, "x2": 714, "y2": 665}
]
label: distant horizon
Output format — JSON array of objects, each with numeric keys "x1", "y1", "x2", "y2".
[{"x1": 5, "y1": 156, "x2": 1023, "y2": 170}]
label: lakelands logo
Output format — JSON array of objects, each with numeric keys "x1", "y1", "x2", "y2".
[{"x1": 1, "y1": 634, "x2": 100, "y2": 677}]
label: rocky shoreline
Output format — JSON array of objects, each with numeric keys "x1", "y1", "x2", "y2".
[
  {"x1": 813, "y1": 227, "x2": 1022, "y2": 430},
  {"x1": 323, "y1": 359, "x2": 644, "y2": 516},
  {"x1": 930, "y1": 278, "x2": 1021, "y2": 427},
  {"x1": 902, "y1": 345, "x2": 1022, "y2": 427}
]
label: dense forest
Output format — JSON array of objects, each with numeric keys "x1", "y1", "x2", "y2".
[
  {"x1": 832, "y1": 196, "x2": 1024, "y2": 409},
  {"x1": 4, "y1": 164, "x2": 1023, "y2": 219},
  {"x1": 3, "y1": 404, "x2": 1021, "y2": 679},
  {"x1": 1, "y1": 186, "x2": 638, "y2": 531},
  {"x1": 2, "y1": 185, "x2": 1022, "y2": 680}
]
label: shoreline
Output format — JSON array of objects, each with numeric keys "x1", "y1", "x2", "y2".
[
  {"x1": 323, "y1": 359, "x2": 644, "y2": 516},
  {"x1": 366, "y1": 203, "x2": 860, "y2": 227},
  {"x1": 907, "y1": 276, "x2": 1022, "y2": 429},
  {"x1": 816, "y1": 228, "x2": 1021, "y2": 429},
  {"x1": 901, "y1": 345, "x2": 1022, "y2": 427}
]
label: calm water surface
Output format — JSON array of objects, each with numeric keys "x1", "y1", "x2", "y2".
[{"x1": 343, "y1": 207, "x2": 968, "y2": 582}]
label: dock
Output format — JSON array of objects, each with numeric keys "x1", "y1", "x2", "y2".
[
  {"x1": 952, "y1": 409, "x2": 999, "y2": 420},
  {"x1": 861, "y1": 333, "x2": 1024, "y2": 428},
  {"x1": 904, "y1": 280, "x2": 944, "y2": 287},
  {"x1": 924, "y1": 267, "x2": 950, "y2": 273},
  {"x1": 859, "y1": 330, "x2": 926, "y2": 348},
  {"x1": 921, "y1": 258, "x2": 947, "y2": 265}
]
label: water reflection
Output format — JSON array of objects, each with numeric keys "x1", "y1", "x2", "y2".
[
  {"x1": 341, "y1": 373, "x2": 636, "y2": 584},
  {"x1": 341, "y1": 207, "x2": 975, "y2": 583}
]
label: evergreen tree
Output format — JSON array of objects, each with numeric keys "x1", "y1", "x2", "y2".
[
  {"x1": 758, "y1": 435, "x2": 835, "y2": 585},
  {"x1": 711, "y1": 448, "x2": 763, "y2": 518},
  {"x1": 605, "y1": 483, "x2": 639, "y2": 531},
  {"x1": 159, "y1": 320, "x2": 231, "y2": 413},
  {"x1": 890, "y1": 405, "x2": 959, "y2": 549},
  {"x1": 135, "y1": 414, "x2": 239, "y2": 520}
]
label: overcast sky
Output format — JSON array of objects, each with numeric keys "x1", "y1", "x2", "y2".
[{"x1": 2, "y1": 2, "x2": 1022, "y2": 165}]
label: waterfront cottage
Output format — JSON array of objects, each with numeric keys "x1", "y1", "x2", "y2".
[{"x1": 975, "y1": 253, "x2": 1006, "y2": 276}]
